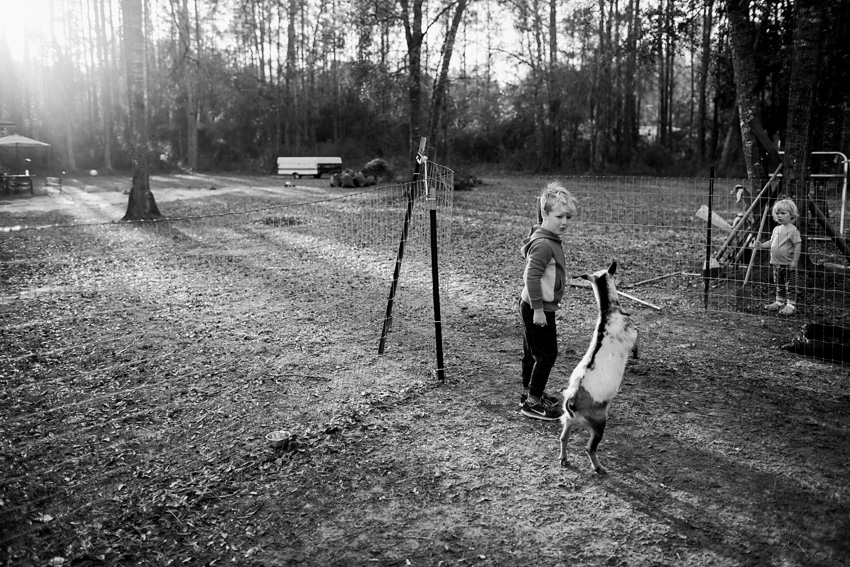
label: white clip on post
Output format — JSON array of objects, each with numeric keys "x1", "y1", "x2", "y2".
[
  {"x1": 417, "y1": 161, "x2": 435, "y2": 208},
  {"x1": 414, "y1": 138, "x2": 435, "y2": 207},
  {"x1": 423, "y1": 156, "x2": 434, "y2": 201}
]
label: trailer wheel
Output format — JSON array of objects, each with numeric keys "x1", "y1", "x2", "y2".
[{"x1": 292, "y1": 173, "x2": 301, "y2": 179}]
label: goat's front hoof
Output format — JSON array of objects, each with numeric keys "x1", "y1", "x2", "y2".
[
  {"x1": 559, "y1": 458, "x2": 569, "y2": 468},
  {"x1": 594, "y1": 466, "x2": 607, "y2": 475}
]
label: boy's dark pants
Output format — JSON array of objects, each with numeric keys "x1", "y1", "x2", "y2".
[{"x1": 519, "y1": 298, "x2": 558, "y2": 398}]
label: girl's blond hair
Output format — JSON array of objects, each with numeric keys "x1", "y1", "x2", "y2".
[{"x1": 772, "y1": 198, "x2": 799, "y2": 221}]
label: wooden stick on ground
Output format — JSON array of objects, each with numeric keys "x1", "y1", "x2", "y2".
[
  {"x1": 742, "y1": 201, "x2": 772, "y2": 288},
  {"x1": 624, "y1": 272, "x2": 682, "y2": 289},
  {"x1": 618, "y1": 290, "x2": 662, "y2": 311},
  {"x1": 570, "y1": 281, "x2": 662, "y2": 310}
]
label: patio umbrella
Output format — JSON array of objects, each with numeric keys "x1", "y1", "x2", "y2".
[{"x1": 0, "y1": 134, "x2": 50, "y2": 171}]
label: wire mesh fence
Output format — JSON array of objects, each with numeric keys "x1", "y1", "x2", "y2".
[
  {"x1": 1, "y1": 169, "x2": 848, "y2": 561},
  {"x1": 700, "y1": 175, "x2": 849, "y2": 323}
]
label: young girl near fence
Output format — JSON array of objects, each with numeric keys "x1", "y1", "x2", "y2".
[{"x1": 754, "y1": 198, "x2": 802, "y2": 316}]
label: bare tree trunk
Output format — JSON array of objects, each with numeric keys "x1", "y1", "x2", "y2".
[
  {"x1": 814, "y1": 1, "x2": 850, "y2": 152},
  {"x1": 622, "y1": 0, "x2": 640, "y2": 165},
  {"x1": 697, "y1": 0, "x2": 714, "y2": 163},
  {"x1": 178, "y1": 0, "x2": 198, "y2": 171},
  {"x1": 651, "y1": 1, "x2": 670, "y2": 148},
  {"x1": 48, "y1": 1, "x2": 77, "y2": 172},
  {"x1": 250, "y1": 0, "x2": 266, "y2": 83},
  {"x1": 547, "y1": 0, "x2": 560, "y2": 167},
  {"x1": 331, "y1": 0, "x2": 341, "y2": 145},
  {"x1": 725, "y1": 0, "x2": 768, "y2": 184},
  {"x1": 122, "y1": 0, "x2": 161, "y2": 221},
  {"x1": 655, "y1": 0, "x2": 665, "y2": 146},
  {"x1": 302, "y1": 2, "x2": 316, "y2": 152},
  {"x1": 783, "y1": 0, "x2": 825, "y2": 267},
  {"x1": 589, "y1": 0, "x2": 609, "y2": 169},
  {"x1": 710, "y1": 32, "x2": 726, "y2": 163},
  {"x1": 285, "y1": 0, "x2": 297, "y2": 150},
  {"x1": 85, "y1": 1, "x2": 98, "y2": 163},
  {"x1": 532, "y1": 0, "x2": 545, "y2": 170},
  {"x1": 273, "y1": 0, "x2": 283, "y2": 162},
  {"x1": 92, "y1": 0, "x2": 114, "y2": 172},
  {"x1": 719, "y1": 106, "x2": 740, "y2": 175},
  {"x1": 400, "y1": 0, "x2": 425, "y2": 164},
  {"x1": 664, "y1": 0, "x2": 675, "y2": 146},
  {"x1": 783, "y1": 0, "x2": 824, "y2": 190},
  {"x1": 427, "y1": 0, "x2": 469, "y2": 163},
  {"x1": 21, "y1": 42, "x2": 34, "y2": 132}
]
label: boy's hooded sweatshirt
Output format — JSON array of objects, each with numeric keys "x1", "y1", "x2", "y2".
[{"x1": 520, "y1": 227, "x2": 566, "y2": 311}]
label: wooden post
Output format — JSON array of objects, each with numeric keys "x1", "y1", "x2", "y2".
[{"x1": 742, "y1": 201, "x2": 772, "y2": 288}]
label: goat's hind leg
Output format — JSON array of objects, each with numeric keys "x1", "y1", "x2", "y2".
[
  {"x1": 558, "y1": 419, "x2": 577, "y2": 468},
  {"x1": 586, "y1": 419, "x2": 608, "y2": 474}
]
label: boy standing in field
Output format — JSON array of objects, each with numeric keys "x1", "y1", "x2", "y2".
[
  {"x1": 754, "y1": 198, "x2": 802, "y2": 316},
  {"x1": 518, "y1": 181, "x2": 579, "y2": 421}
]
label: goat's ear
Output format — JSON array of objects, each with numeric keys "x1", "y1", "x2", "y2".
[
  {"x1": 608, "y1": 260, "x2": 618, "y2": 275},
  {"x1": 575, "y1": 273, "x2": 590, "y2": 281}
]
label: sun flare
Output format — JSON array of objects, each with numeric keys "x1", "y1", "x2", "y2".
[{"x1": 0, "y1": 0, "x2": 49, "y2": 61}]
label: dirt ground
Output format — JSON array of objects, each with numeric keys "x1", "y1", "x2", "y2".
[{"x1": 1, "y1": 173, "x2": 849, "y2": 566}]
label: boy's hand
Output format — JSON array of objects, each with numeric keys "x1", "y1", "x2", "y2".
[{"x1": 533, "y1": 309, "x2": 547, "y2": 326}]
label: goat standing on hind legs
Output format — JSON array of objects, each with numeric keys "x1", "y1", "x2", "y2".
[{"x1": 559, "y1": 261, "x2": 638, "y2": 474}]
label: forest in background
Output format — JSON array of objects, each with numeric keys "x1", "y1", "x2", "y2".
[{"x1": 0, "y1": 0, "x2": 847, "y2": 178}]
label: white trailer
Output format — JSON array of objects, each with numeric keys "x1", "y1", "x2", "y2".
[{"x1": 276, "y1": 156, "x2": 343, "y2": 179}]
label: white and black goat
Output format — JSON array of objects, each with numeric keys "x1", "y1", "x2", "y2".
[{"x1": 559, "y1": 261, "x2": 638, "y2": 474}]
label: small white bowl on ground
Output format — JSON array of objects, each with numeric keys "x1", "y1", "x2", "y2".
[{"x1": 266, "y1": 430, "x2": 291, "y2": 450}]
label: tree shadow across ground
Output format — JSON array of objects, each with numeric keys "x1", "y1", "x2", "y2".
[{"x1": 605, "y1": 411, "x2": 849, "y2": 566}]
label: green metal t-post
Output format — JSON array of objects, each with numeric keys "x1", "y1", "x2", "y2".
[
  {"x1": 704, "y1": 167, "x2": 715, "y2": 309},
  {"x1": 421, "y1": 148, "x2": 446, "y2": 381}
]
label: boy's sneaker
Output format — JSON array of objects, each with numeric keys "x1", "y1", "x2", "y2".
[
  {"x1": 519, "y1": 391, "x2": 562, "y2": 408},
  {"x1": 778, "y1": 304, "x2": 796, "y2": 316},
  {"x1": 521, "y1": 399, "x2": 562, "y2": 421},
  {"x1": 764, "y1": 301, "x2": 784, "y2": 311}
]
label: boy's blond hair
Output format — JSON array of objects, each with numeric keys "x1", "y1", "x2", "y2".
[
  {"x1": 539, "y1": 181, "x2": 579, "y2": 220},
  {"x1": 772, "y1": 198, "x2": 799, "y2": 221}
]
